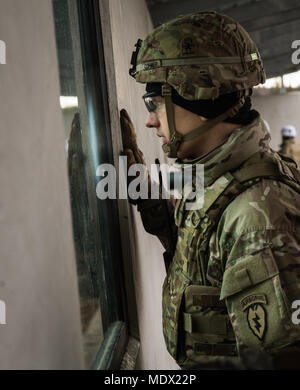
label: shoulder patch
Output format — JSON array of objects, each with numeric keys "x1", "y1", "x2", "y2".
[
  {"x1": 240, "y1": 294, "x2": 267, "y2": 311},
  {"x1": 240, "y1": 294, "x2": 267, "y2": 341},
  {"x1": 247, "y1": 303, "x2": 267, "y2": 341}
]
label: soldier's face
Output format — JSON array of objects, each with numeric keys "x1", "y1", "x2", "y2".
[
  {"x1": 145, "y1": 97, "x2": 170, "y2": 146},
  {"x1": 145, "y1": 100, "x2": 207, "y2": 158}
]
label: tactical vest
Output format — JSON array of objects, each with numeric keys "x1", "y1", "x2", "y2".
[{"x1": 162, "y1": 152, "x2": 300, "y2": 366}]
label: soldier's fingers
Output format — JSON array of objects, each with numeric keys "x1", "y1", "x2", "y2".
[
  {"x1": 120, "y1": 123, "x2": 131, "y2": 146},
  {"x1": 121, "y1": 148, "x2": 137, "y2": 167},
  {"x1": 133, "y1": 149, "x2": 145, "y2": 165},
  {"x1": 120, "y1": 116, "x2": 134, "y2": 142},
  {"x1": 121, "y1": 130, "x2": 138, "y2": 153},
  {"x1": 120, "y1": 109, "x2": 132, "y2": 124},
  {"x1": 120, "y1": 113, "x2": 129, "y2": 132},
  {"x1": 120, "y1": 148, "x2": 134, "y2": 157},
  {"x1": 120, "y1": 110, "x2": 131, "y2": 130},
  {"x1": 121, "y1": 115, "x2": 135, "y2": 139}
]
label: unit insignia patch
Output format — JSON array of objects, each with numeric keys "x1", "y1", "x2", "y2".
[{"x1": 241, "y1": 294, "x2": 267, "y2": 340}]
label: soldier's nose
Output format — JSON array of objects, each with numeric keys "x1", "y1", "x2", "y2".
[{"x1": 145, "y1": 112, "x2": 160, "y2": 128}]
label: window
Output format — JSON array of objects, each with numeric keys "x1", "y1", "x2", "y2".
[{"x1": 52, "y1": 0, "x2": 128, "y2": 369}]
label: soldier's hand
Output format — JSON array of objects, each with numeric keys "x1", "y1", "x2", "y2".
[
  {"x1": 120, "y1": 109, "x2": 145, "y2": 166},
  {"x1": 120, "y1": 109, "x2": 149, "y2": 204}
]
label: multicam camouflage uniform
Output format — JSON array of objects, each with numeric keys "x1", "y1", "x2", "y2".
[
  {"x1": 128, "y1": 11, "x2": 300, "y2": 368},
  {"x1": 137, "y1": 114, "x2": 300, "y2": 368}
]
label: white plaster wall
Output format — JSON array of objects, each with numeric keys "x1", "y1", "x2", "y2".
[
  {"x1": 252, "y1": 92, "x2": 300, "y2": 151},
  {"x1": 108, "y1": 0, "x2": 180, "y2": 370},
  {"x1": 0, "y1": 0, "x2": 84, "y2": 369}
]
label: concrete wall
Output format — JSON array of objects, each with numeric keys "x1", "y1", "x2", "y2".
[
  {"x1": 252, "y1": 92, "x2": 300, "y2": 151},
  {"x1": 0, "y1": 0, "x2": 84, "y2": 369},
  {"x1": 107, "y1": 0, "x2": 180, "y2": 370}
]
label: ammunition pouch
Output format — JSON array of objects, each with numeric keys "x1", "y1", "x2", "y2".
[{"x1": 182, "y1": 285, "x2": 237, "y2": 360}]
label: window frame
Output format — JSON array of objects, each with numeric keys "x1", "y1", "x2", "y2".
[{"x1": 53, "y1": 0, "x2": 140, "y2": 369}]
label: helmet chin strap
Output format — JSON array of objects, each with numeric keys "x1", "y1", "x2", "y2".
[{"x1": 161, "y1": 83, "x2": 249, "y2": 158}]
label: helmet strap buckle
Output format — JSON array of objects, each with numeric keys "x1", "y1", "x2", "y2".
[{"x1": 162, "y1": 84, "x2": 172, "y2": 97}]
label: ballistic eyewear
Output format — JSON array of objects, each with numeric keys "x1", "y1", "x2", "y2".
[{"x1": 142, "y1": 91, "x2": 164, "y2": 113}]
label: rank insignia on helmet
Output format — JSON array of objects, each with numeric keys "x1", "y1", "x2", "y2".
[{"x1": 181, "y1": 36, "x2": 197, "y2": 57}]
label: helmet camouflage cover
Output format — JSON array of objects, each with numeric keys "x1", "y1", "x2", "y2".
[
  {"x1": 129, "y1": 11, "x2": 266, "y2": 156},
  {"x1": 130, "y1": 11, "x2": 265, "y2": 100}
]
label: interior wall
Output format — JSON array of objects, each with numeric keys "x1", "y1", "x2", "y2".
[
  {"x1": 106, "y1": 0, "x2": 180, "y2": 370},
  {"x1": 252, "y1": 92, "x2": 300, "y2": 151},
  {"x1": 0, "y1": 0, "x2": 84, "y2": 369},
  {"x1": 105, "y1": 0, "x2": 300, "y2": 369}
]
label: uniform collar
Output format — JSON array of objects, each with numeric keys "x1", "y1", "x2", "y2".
[{"x1": 175, "y1": 111, "x2": 271, "y2": 187}]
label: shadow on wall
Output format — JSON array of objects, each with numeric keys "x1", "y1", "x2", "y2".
[{"x1": 252, "y1": 92, "x2": 300, "y2": 151}]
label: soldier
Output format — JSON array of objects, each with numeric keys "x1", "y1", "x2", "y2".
[
  {"x1": 121, "y1": 12, "x2": 300, "y2": 369},
  {"x1": 278, "y1": 125, "x2": 300, "y2": 166}
]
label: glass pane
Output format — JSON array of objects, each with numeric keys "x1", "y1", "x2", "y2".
[
  {"x1": 52, "y1": 0, "x2": 125, "y2": 368},
  {"x1": 53, "y1": 0, "x2": 103, "y2": 368}
]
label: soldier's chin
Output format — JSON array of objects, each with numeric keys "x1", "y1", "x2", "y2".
[
  {"x1": 176, "y1": 143, "x2": 189, "y2": 159},
  {"x1": 176, "y1": 150, "x2": 185, "y2": 159}
]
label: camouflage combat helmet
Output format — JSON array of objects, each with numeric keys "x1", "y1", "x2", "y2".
[{"x1": 129, "y1": 11, "x2": 266, "y2": 157}]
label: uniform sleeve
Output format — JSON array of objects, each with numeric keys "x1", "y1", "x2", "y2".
[
  {"x1": 137, "y1": 196, "x2": 177, "y2": 252},
  {"x1": 215, "y1": 178, "x2": 300, "y2": 352},
  {"x1": 218, "y1": 226, "x2": 300, "y2": 352}
]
